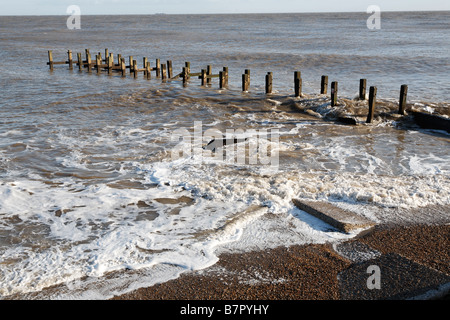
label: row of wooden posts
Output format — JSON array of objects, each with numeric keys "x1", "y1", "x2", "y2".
[
  {"x1": 47, "y1": 49, "x2": 409, "y2": 123},
  {"x1": 47, "y1": 49, "x2": 229, "y2": 87}
]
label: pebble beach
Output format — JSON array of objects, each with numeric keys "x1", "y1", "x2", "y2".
[{"x1": 112, "y1": 212, "x2": 449, "y2": 301}]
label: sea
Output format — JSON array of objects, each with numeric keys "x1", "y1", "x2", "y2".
[{"x1": 0, "y1": 11, "x2": 449, "y2": 299}]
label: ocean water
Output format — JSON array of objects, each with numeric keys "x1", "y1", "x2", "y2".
[{"x1": 0, "y1": 12, "x2": 449, "y2": 299}]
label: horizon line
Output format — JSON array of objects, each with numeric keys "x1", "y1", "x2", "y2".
[{"x1": 1, "y1": 9, "x2": 449, "y2": 17}]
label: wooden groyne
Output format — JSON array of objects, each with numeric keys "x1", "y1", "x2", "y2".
[
  {"x1": 47, "y1": 48, "x2": 447, "y2": 131},
  {"x1": 412, "y1": 111, "x2": 450, "y2": 133}
]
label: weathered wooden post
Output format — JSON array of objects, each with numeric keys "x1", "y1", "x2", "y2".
[
  {"x1": 201, "y1": 69, "x2": 207, "y2": 86},
  {"x1": 85, "y1": 49, "x2": 90, "y2": 63},
  {"x1": 87, "y1": 52, "x2": 92, "y2": 73},
  {"x1": 67, "y1": 50, "x2": 73, "y2": 70},
  {"x1": 366, "y1": 86, "x2": 377, "y2": 123},
  {"x1": 331, "y1": 81, "x2": 338, "y2": 107},
  {"x1": 242, "y1": 69, "x2": 250, "y2": 92},
  {"x1": 182, "y1": 67, "x2": 188, "y2": 84},
  {"x1": 129, "y1": 56, "x2": 134, "y2": 74},
  {"x1": 104, "y1": 53, "x2": 109, "y2": 73},
  {"x1": 161, "y1": 63, "x2": 167, "y2": 81},
  {"x1": 266, "y1": 72, "x2": 273, "y2": 94},
  {"x1": 321, "y1": 75, "x2": 328, "y2": 94},
  {"x1": 96, "y1": 55, "x2": 101, "y2": 74},
  {"x1": 399, "y1": 84, "x2": 408, "y2": 115},
  {"x1": 219, "y1": 71, "x2": 225, "y2": 89},
  {"x1": 104, "y1": 49, "x2": 109, "y2": 63},
  {"x1": 121, "y1": 58, "x2": 126, "y2": 77},
  {"x1": 143, "y1": 57, "x2": 148, "y2": 72},
  {"x1": 223, "y1": 67, "x2": 229, "y2": 88},
  {"x1": 294, "y1": 71, "x2": 302, "y2": 97},
  {"x1": 107, "y1": 54, "x2": 112, "y2": 74},
  {"x1": 117, "y1": 54, "x2": 122, "y2": 66},
  {"x1": 133, "y1": 60, "x2": 138, "y2": 78},
  {"x1": 359, "y1": 79, "x2": 367, "y2": 100},
  {"x1": 47, "y1": 50, "x2": 54, "y2": 70},
  {"x1": 155, "y1": 59, "x2": 161, "y2": 77},
  {"x1": 77, "y1": 52, "x2": 82, "y2": 71},
  {"x1": 206, "y1": 65, "x2": 212, "y2": 85},
  {"x1": 242, "y1": 73, "x2": 249, "y2": 92},
  {"x1": 185, "y1": 62, "x2": 191, "y2": 75},
  {"x1": 146, "y1": 62, "x2": 151, "y2": 80},
  {"x1": 245, "y1": 69, "x2": 250, "y2": 82},
  {"x1": 167, "y1": 60, "x2": 173, "y2": 79}
]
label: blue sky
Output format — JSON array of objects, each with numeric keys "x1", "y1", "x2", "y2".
[{"x1": 1, "y1": 0, "x2": 449, "y2": 15}]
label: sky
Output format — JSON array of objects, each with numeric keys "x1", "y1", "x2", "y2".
[{"x1": 0, "y1": 0, "x2": 449, "y2": 15}]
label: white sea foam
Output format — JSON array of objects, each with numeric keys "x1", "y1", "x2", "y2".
[{"x1": 2, "y1": 116, "x2": 449, "y2": 299}]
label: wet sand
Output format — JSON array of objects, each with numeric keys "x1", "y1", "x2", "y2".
[{"x1": 112, "y1": 223, "x2": 449, "y2": 301}]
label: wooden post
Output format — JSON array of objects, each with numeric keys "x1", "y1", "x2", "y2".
[
  {"x1": 85, "y1": 49, "x2": 90, "y2": 63},
  {"x1": 77, "y1": 52, "x2": 82, "y2": 71},
  {"x1": 133, "y1": 60, "x2": 138, "y2": 78},
  {"x1": 167, "y1": 60, "x2": 173, "y2": 79},
  {"x1": 146, "y1": 62, "x2": 151, "y2": 80},
  {"x1": 366, "y1": 86, "x2": 377, "y2": 123},
  {"x1": 182, "y1": 67, "x2": 189, "y2": 85},
  {"x1": 67, "y1": 50, "x2": 73, "y2": 70},
  {"x1": 321, "y1": 75, "x2": 328, "y2": 94},
  {"x1": 117, "y1": 54, "x2": 122, "y2": 66},
  {"x1": 104, "y1": 49, "x2": 109, "y2": 63},
  {"x1": 223, "y1": 67, "x2": 229, "y2": 88},
  {"x1": 161, "y1": 63, "x2": 167, "y2": 81},
  {"x1": 96, "y1": 55, "x2": 101, "y2": 74},
  {"x1": 359, "y1": 79, "x2": 367, "y2": 100},
  {"x1": 121, "y1": 58, "x2": 126, "y2": 77},
  {"x1": 184, "y1": 62, "x2": 191, "y2": 82},
  {"x1": 106, "y1": 55, "x2": 110, "y2": 74},
  {"x1": 331, "y1": 81, "x2": 338, "y2": 107},
  {"x1": 219, "y1": 71, "x2": 225, "y2": 89},
  {"x1": 155, "y1": 59, "x2": 161, "y2": 78},
  {"x1": 399, "y1": 84, "x2": 408, "y2": 115},
  {"x1": 129, "y1": 56, "x2": 134, "y2": 74},
  {"x1": 107, "y1": 54, "x2": 113, "y2": 74},
  {"x1": 48, "y1": 51, "x2": 54, "y2": 70},
  {"x1": 201, "y1": 69, "x2": 207, "y2": 86},
  {"x1": 294, "y1": 71, "x2": 302, "y2": 97},
  {"x1": 245, "y1": 69, "x2": 250, "y2": 83},
  {"x1": 143, "y1": 57, "x2": 148, "y2": 71},
  {"x1": 266, "y1": 72, "x2": 273, "y2": 94},
  {"x1": 242, "y1": 72, "x2": 250, "y2": 92},
  {"x1": 206, "y1": 65, "x2": 212, "y2": 85},
  {"x1": 87, "y1": 53, "x2": 92, "y2": 73},
  {"x1": 143, "y1": 57, "x2": 148, "y2": 78}
]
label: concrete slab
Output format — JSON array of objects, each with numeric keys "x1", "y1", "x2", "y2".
[{"x1": 292, "y1": 199, "x2": 377, "y2": 234}]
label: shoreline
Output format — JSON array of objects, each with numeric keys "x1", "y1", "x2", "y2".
[
  {"x1": 2, "y1": 218, "x2": 448, "y2": 301},
  {"x1": 111, "y1": 222, "x2": 449, "y2": 300}
]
